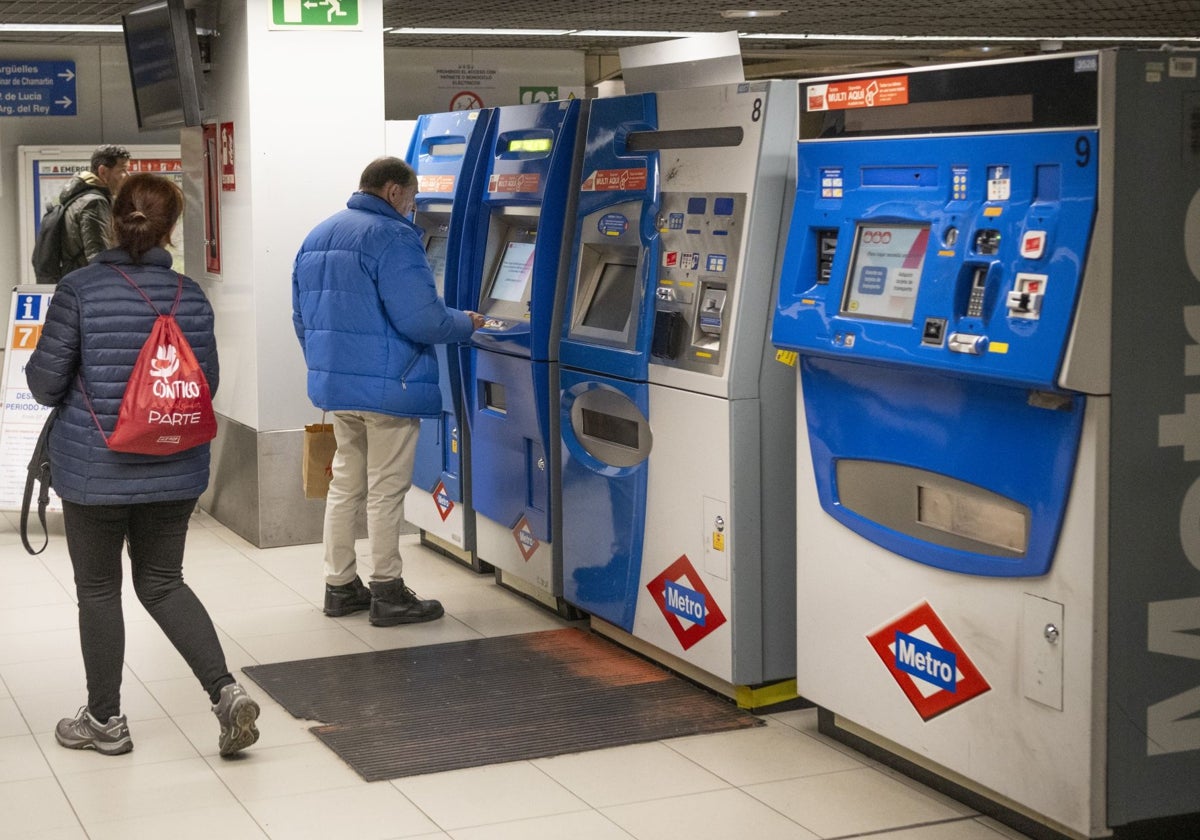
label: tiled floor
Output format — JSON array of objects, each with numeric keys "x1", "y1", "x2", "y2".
[{"x1": 0, "y1": 508, "x2": 1034, "y2": 840}]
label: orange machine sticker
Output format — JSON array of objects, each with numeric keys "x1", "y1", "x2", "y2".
[{"x1": 806, "y1": 76, "x2": 910, "y2": 112}]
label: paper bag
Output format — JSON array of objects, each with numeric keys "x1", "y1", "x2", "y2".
[{"x1": 303, "y1": 422, "x2": 336, "y2": 499}]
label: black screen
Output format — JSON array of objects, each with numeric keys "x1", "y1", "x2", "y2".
[{"x1": 582, "y1": 262, "x2": 636, "y2": 332}]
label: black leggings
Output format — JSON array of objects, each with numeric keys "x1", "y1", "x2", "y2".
[{"x1": 62, "y1": 498, "x2": 233, "y2": 721}]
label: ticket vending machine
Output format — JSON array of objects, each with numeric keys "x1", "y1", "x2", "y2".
[
  {"x1": 454, "y1": 99, "x2": 587, "y2": 611},
  {"x1": 559, "y1": 81, "x2": 798, "y2": 700},
  {"x1": 403, "y1": 110, "x2": 491, "y2": 570},
  {"x1": 772, "y1": 51, "x2": 1200, "y2": 838}
]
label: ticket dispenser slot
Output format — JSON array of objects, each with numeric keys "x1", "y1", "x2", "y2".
[{"x1": 694, "y1": 283, "x2": 728, "y2": 352}]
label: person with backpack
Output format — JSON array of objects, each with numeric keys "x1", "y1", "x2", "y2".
[
  {"x1": 33, "y1": 144, "x2": 130, "y2": 282},
  {"x1": 24, "y1": 173, "x2": 260, "y2": 758}
]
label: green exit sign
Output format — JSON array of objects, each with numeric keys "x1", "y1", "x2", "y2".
[{"x1": 271, "y1": 0, "x2": 359, "y2": 27}]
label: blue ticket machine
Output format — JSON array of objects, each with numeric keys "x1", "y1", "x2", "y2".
[
  {"x1": 454, "y1": 99, "x2": 587, "y2": 612},
  {"x1": 403, "y1": 109, "x2": 491, "y2": 571},
  {"x1": 773, "y1": 51, "x2": 1200, "y2": 838},
  {"x1": 559, "y1": 81, "x2": 799, "y2": 700}
]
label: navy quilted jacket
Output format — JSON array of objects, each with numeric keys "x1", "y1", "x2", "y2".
[
  {"x1": 291, "y1": 191, "x2": 474, "y2": 417},
  {"x1": 26, "y1": 248, "x2": 219, "y2": 505}
]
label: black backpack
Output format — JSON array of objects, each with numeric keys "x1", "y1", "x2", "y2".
[{"x1": 31, "y1": 188, "x2": 103, "y2": 284}]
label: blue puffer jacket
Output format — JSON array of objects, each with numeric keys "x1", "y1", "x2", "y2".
[
  {"x1": 292, "y1": 191, "x2": 474, "y2": 417},
  {"x1": 26, "y1": 248, "x2": 219, "y2": 505}
]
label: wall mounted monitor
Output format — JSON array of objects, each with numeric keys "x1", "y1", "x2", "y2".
[{"x1": 122, "y1": 0, "x2": 205, "y2": 130}]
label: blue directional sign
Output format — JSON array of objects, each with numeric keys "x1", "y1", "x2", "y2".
[{"x1": 0, "y1": 60, "x2": 77, "y2": 117}]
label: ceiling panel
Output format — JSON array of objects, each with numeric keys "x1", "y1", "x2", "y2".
[{"x1": 0, "y1": 1, "x2": 1196, "y2": 77}]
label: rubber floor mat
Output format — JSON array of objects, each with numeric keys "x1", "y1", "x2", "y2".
[{"x1": 242, "y1": 627, "x2": 762, "y2": 781}]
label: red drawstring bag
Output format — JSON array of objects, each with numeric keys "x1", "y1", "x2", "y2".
[{"x1": 82, "y1": 266, "x2": 217, "y2": 455}]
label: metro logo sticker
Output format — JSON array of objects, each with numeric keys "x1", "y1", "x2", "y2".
[
  {"x1": 646, "y1": 555, "x2": 727, "y2": 650},
  {"x1": 806, "y1": 76, "x2": 909, "y2": 112},
  {"x1": 581, "y1": 167, "x2": 648, "y2": 192},
  {"x1": 432, "y1": 480, "x2": 454, "y2": 521},
  {"x1": 512, "y1": 515, "x2": 539, "y2": 561},
  {"x1": 867, "y1": 601, "x2": 991, "y2": 721}
]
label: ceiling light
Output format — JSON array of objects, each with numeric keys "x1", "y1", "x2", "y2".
[
  {"x1": 0, "y1": 24, "x2": 123, "y2": 33},
  {"x1": 388, "y1": 27, "x2": 571, "y2": 36},
  {"x1": 720, "y1": 10, "x2": 787, "y2": 18},
  {"x1": 570, "y1": 30, "x2": 726, "y2": 38}
]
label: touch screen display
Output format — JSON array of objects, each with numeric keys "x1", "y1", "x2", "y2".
[
  {"x1": 841, "y1": 223, "x2": 931, "y2": 323},
  {"x1": 489, "y1": 240, "x2": 535, "y2": 303},
  {"x1": 582, "y1": 262, "x2": 637, "y2": 332},
  {"x1": 425, "y1": 235, "x2": 448, "y2": 293}
]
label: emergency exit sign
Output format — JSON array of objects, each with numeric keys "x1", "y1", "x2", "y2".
[{"x1": 270, "y1": 0, "x2": 359, "y2": 28}]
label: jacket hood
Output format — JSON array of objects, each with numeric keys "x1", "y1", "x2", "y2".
[{"x1": 58, "y1": 171, "x2": 109, "y2": 203}]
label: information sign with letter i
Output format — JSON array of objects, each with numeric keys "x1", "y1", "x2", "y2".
[{"x1": 0, "y1": 286, "x2": 61, "y2": 512}]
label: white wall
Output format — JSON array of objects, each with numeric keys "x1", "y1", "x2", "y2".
[
  {"x1": 195, "y1": 0, "x2": 386, "y2": 432},
  {"x1": 383, "y1": 47, "x2": 584, "y2": 118},
  {"x1": 0, "y1": 44, "x2": 178, "y2": 327}
]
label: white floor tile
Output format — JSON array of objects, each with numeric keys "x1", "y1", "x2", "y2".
[
  {"x1": 531, "y1": 741, "x2": 730, "y2": 807},
  {"x1": 56, "y1": 756, "x2": 237, "y2": 825},
  {"x1": 867, "y1": 817, "x2": 1032, "y2": 839},
  {"x1": 744, "y1": 766, "x2": 969, "y2": 837},
  {"x1": 83, "y1": 803, "x2": 268, "y2": 840},
  {"x1": 392, "y1": 761, "x2": 588, "y2": 830},
  {"x1": 602, "y1": 787, "x2": 819, "y2": 840},
  {"x1": 448, "y1": 809, "x2": 637, "y2": 840},
  {"x1": 2, "y1": 776, "x2": 86, "y2": 836},
  {"x1": 0, "y1": 696, "x2": 30, "y2": 737},
  {"x1": 236, "y1": 625, "x2": 373, "y2": 663},
  {"x1": 0, "y1": 732, "x2": 52, "y2": 783},
  {"x1": 664, "y1": 716, "x2": 866, "y2": 786},
  {"x1": 243, "y1": 781, "x2": 439, "y2": 839},
  {"x1": 204, "y1": 740, "x2": 366, "y2": 800}
]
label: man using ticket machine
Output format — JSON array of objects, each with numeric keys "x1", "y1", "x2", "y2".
[{"x1": 293, "y1": 156, "x2": 485, "y2": 627}]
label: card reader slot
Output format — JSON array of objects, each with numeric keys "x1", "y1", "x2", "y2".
[{"x1": 626, "y1": 126, "x2": 744, "y2": 151}]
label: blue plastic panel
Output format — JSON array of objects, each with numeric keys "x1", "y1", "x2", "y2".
[
  {"x1": 559, "y1": 93, "x2": 659, "y2": 383},
  {"x1": 772, "y1": 131, "x2": 1099, "y2": 390},
  {"x1": 405, "y1": 110, "x2": 490, "y2": 499},
  {"x1": 801, "y1": 357, "x2": 1084, "y2": 577},
  {"x1": 559, "y1": 367, "x2": 650, "y2": 629}
]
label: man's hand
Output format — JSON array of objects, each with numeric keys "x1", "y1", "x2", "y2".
[{"x1": 466, "y1": 311, "x2": 486, "y2": 330}]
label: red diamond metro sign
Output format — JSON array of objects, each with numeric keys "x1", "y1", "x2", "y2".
[
  {"x1": 867, "y1": 601, "x2": 991, "y2": 721},
  {"x1": 432, "y1": 480, "x2": 454, "y2": 521},
  {"x1": 646, "y1": 554, "x2": 727, "y2": 650}
]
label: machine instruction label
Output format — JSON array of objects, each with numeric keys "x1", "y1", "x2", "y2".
[
  {"x1": 581, "y1": 168, "x2": 648, "y2": 192},
  {"x1": 806, "y1": 76, "x2": 909, "y2": 112},
  {"x1": 867, "y1": 601, "x2": 991, "y2": 720}
]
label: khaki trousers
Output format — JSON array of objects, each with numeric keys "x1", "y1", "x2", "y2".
[{"x1": 323, "y1": 410, "x2": 419, "y2": 585}]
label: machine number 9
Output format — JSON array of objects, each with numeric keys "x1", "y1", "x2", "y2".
[{"x1": 1075, "y1": 135, "x2": 1091, "y2": 168}]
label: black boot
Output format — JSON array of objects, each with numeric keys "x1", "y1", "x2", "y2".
[
  {"x1": 369, "y1": 579, "x2": 444, "y2": 626},
  {"x1": 324, "y1": 576, "x2": 372, "y2": 617}
]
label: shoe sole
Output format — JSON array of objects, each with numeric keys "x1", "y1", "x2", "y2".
[
  {"x1": 323, "y1": 602, "x2": 371, "y2": 617},
  {"x1": 218, "y1": 696, "x2": 260, "y2": 757},
  {"x1": 55, "y1": 731, "x2": 133, "y2": 755},
  {"x1": 369, "y1": 605, "x2": 445, "y2": 627}
]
